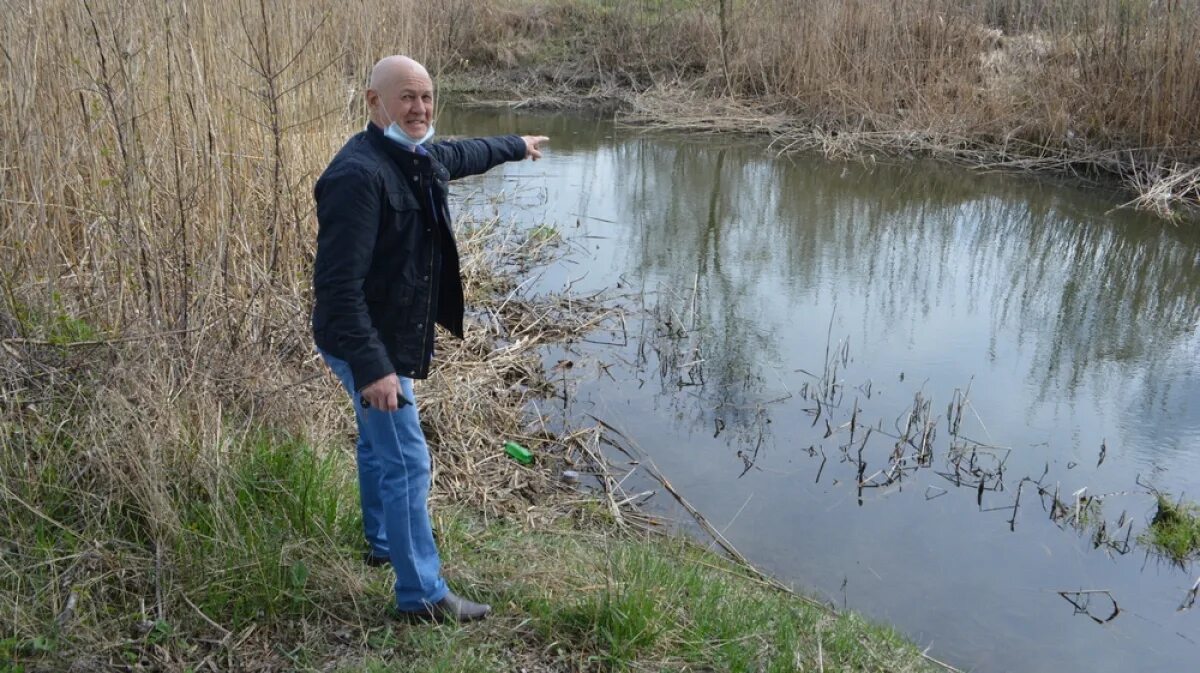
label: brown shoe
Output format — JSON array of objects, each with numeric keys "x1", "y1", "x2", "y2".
[{"x1": 393, "y1": 591, "x2": 491, "y2": 624}]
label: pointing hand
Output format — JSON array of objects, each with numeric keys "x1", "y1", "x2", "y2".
[{"x1": 522, "y1": 135, "x2": 549, "y2": 160}]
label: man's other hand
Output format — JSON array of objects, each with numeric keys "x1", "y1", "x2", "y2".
[
  {"x1": 361, "y1": 373, "x2": 402, "y2": 411},
  {"x1": 522, "y1": 135, "x2": 549, "y2": 160}
]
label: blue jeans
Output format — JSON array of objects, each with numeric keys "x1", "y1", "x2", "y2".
[{"x1": 318, "y1": 349, "x2": 448, "y2": 610}]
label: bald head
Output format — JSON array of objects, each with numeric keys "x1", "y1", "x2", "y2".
[
  {"x1": 366, "y1": 55, "x2": 434, "y2": 140},
  {"x1": 369, "y1": 55, "x2": 430, "y2": 92}
]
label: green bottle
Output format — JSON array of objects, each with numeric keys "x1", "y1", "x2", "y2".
[{"x1": 504, "y1": 441, "x2": 533, "y2": 465}]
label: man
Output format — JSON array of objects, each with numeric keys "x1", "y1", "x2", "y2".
[{"x1": 311, "y1": 55, "x2": 548, "y2": 623}]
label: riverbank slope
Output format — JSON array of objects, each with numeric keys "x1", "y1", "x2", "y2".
[{"x1": 0, "y1": 218, "x2": 942, "y2": 672}]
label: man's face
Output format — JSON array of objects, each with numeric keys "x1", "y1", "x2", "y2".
[{"x1": 377, "y1": 69, "x2": 434, "y2": 140}]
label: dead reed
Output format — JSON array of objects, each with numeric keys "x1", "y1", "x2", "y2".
[{"x1": 452, "y1": 0, "x2": 1200, "y2": 220}]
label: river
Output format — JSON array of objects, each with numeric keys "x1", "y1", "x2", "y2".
[{"x1": 441, "y1": 105, "x2": 1200, "y2": 673}]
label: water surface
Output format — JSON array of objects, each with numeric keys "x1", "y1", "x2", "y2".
[{"x1": 444, "y1": 106, "x2": 1200, "y2": 673}]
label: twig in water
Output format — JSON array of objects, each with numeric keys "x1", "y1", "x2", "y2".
[
  {"x1": 1057, "y1": 589, "x2": 1120, "y2": 624},
  {"x1": 1008, "y1": 479, "x2": 1025, "y2": 531},
  {"x1": 1179, "y1": 577, "x2": 1200, "y2": 612}
]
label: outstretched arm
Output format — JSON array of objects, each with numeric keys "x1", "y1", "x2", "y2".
[{"x1": 426, "y1": 135, "x2": 550, "y2": 179}]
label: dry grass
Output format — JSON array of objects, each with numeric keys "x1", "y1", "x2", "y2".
[
  {"x1": 1, "y1": 0, "x2": 428, "y2": 346},
  {"x1": 446, "y1": 0, "x2": 1200, "y2": 219},
  {"x1": 416, "y1": 221, "x2": 623, "y2": 523}
]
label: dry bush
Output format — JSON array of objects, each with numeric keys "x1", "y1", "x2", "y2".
[{"x1": 0, "y1": 0, "x2": 454, "y2": 513}]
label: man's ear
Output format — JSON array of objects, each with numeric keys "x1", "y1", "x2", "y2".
[{"x1": 365, "y1": 88, "x2": 378, "y2": 110}]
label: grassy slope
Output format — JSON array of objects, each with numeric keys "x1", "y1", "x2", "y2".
[
  {"x1": 331, "y1": 507, "x2": 935, "y2": 673},
  {"x1": 342, "y1": 507, "x2": 935, "y2": 673},
  {"x1": 2, "y1": 429, "x2": 935, "y2": 673}
]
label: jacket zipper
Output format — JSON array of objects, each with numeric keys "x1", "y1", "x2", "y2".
[{"x1": 419, "y1": 173, "x2": 437, "y2": 377}]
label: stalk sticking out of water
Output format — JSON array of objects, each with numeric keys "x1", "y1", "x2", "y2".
[{"x1": 788, "y1": 322, "x2": 1158, "y2": 563}]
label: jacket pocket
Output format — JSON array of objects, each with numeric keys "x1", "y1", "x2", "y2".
[
  {"x1": 390, "y1": 283, "x2": 415, "y2": 307},
  {"x1": 386, "y1": 185, "x2": 422, "y2": 213}
]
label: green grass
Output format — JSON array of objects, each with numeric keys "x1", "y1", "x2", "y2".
[
  {"x1": 527, "y1": 223, "x2": 559, "y2": 242},
  {"x1": 1, "y1": 418, "x2": 368, "y2": 671},
  {"x1": 176, "y1": 430, "x2": 363, "y2": 624},
  {"x1": 3, "y1": 415, "x2": 936, "y2": 672},
  {"x1": 372, "y1": 510, "x2": 935, "y2": 673},
  {"x1": 5, "y1": 292, "x2": 103, "y2": 345},
  {"x1": 1143, "y1": 495, "x2": 1200, "y2": 563}
]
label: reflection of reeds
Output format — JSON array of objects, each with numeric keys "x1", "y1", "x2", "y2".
[
  {"x1": 626, "y1": 274, "x2": 782, "y2": 473},
  {"x1": 789, "y1": 327, "x2": 1154, "y2": 561},
  {"x1": 618, "y1": 135, "x2": 1199, "y2": 414},
  {"x1": 1058, "y1": 589, "x2": 1120, "y2": 624}
]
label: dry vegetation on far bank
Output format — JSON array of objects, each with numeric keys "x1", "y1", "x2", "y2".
[{"x1": 444, "y1": 0, "x2": 1200, "y2": 220}]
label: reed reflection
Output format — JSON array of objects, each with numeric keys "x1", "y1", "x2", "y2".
[{"x1": 605, "y1": 137, "x2": 1200, "y2": 429}]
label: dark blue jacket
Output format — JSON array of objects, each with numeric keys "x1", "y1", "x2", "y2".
[{"x1": 312, "y1": 123, "x2": 526, "y2": 388}]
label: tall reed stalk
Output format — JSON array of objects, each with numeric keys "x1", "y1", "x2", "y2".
[{"x1": 0, "y1": 0, "x2": 438, "y2": 344}]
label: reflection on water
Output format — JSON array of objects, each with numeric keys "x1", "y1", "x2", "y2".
[
  {"x1": 613, "y1": 138, "x2": 1200, "y2": 412},
  {"x1": 441, "y1": 106, "x2": 1200, "y2": 673}
]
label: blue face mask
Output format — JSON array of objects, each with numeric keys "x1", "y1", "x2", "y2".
[{"x1": 383, "y1": 121, "x2": 435, "y2": 147}]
